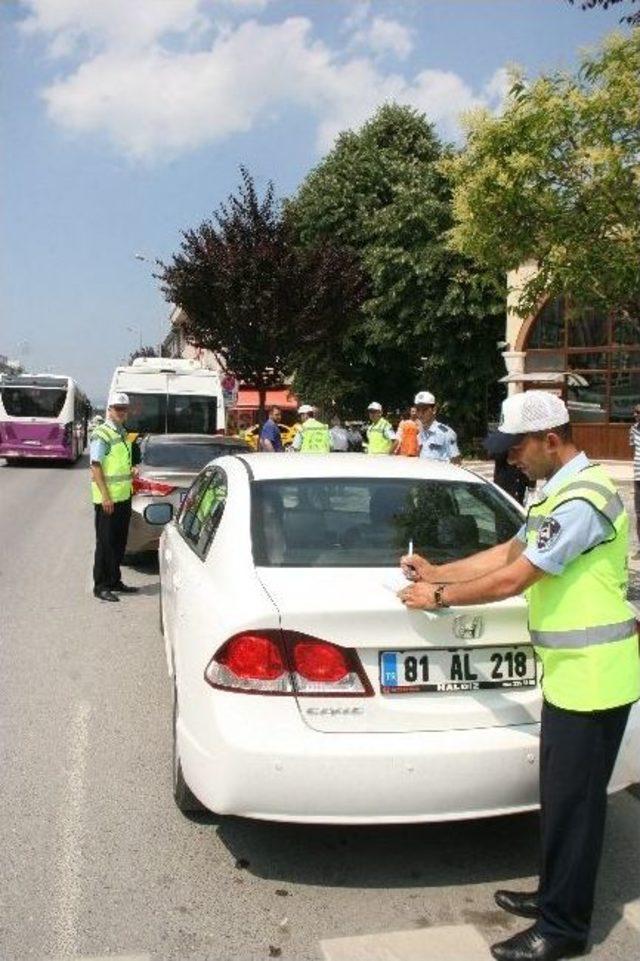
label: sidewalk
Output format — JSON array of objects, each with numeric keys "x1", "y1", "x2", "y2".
[{"x1": 463, "y1": 458, "x2": 634, "y2": 484}]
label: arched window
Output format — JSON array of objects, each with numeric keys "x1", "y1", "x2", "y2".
[{"x1": 524, "y1": 299, "x2": 640, "y2": 424}]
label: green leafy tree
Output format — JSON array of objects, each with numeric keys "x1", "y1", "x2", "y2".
[
  {"x1": 289, "y1": 104, "x2": 505, "y2": 438},
  {"x1": 445, "y1": 32, "x2": 640, "y2": 317},
  {"x1": 567, "y1": 0, "x2": 640, "y2": 26},
  {"x1": 159, "y1": 168, "x2": 365, "y2": 418},
  {"x1": 128, "y1": 345, "x2": 157, "y2": 365}
]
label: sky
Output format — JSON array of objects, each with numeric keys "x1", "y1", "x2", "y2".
[{"x1": 0, "y1": 0, "x2": 630, "y2": 404}]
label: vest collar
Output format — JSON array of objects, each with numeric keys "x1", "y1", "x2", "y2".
[
  {"x1": 105, "y1": 417, "x2": 126, "y2": 436},
  {"x1": 541, "y1": 451, "x2": 590, "y2": 499}
]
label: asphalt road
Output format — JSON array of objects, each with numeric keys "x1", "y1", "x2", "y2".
[{"x1": 1, "y1": 455, "x2": 638, "y2": 961}]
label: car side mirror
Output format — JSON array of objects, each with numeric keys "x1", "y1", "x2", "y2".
[{"x1": 144, "y1": 503, "x2": 174, "y2": 525}]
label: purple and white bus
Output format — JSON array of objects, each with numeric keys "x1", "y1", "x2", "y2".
[{"x1": 0, "y1": 374, "x2": 90, "y2": 463}]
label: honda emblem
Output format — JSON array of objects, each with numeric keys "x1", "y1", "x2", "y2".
[{"x1": 453, "y1": 615, "x2": 484, "y2": 639}]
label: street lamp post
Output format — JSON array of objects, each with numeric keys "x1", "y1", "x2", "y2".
[{"x1": 134, "y1": 252, "x2": 164, "y2": 356}]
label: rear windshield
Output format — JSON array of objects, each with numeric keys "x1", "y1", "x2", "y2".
[
  {"x1": 1, "y1": 387, "x2": 67, "y2": 418},
  {"x1": 143, "y1": 440, "x2": 249, "y2": 470},
  {"x1": 125, "y1": 393, "x2": 218, "y2": 434},
  {"x1": 251, "y1": 478, "x2": 522, "y2": 568}
]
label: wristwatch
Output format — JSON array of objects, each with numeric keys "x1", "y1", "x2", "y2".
[{"x1": 434, "y1": 583, "x2": 449, "y2": 608}]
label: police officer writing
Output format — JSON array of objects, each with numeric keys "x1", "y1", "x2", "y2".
[
  {"x1": 398, "y1": 392, "x2": 640, "y2": 961},
  {"x1": 414, "y1": 390, "x2": 461, "y2": 463},
  {"x1": 90, "y1": 392, "x2": 139, "y2": 602}
]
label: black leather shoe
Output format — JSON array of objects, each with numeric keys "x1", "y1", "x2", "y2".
[
  {"x1": 491, "y1": 925, "x2": 588, "y2": 961},
  {"x1": 495, "y1": 889, "x2": 540, "y2": 919},
  {"x1": 94, "y1": 589, "x2": 120, "y2": 602},
  {"x1": 113, "y1": 582, "x2": 139, "y2": 594}
]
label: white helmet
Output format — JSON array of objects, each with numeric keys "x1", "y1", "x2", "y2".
[
  {"x1": 414, "y1": 390, "x2": 436, "y2": 406},
  {"x1": 298, "y1": 403, "x2": 314, "y2": 415},
  {"x1": 107, "y1": 391, "x2": 130, "y2": 407},
  {"x1": 367, "y1": 401, "x2": 382, "y2": 412}
]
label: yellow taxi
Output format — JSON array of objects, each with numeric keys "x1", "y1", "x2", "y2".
[{"x1": 239, "y1": 422, "x2": 299, "y2": 450}]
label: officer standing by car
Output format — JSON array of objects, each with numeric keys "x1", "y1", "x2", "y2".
[
  {"x1": 414, "y1": 390, "x2": 461, "y2": 463},
  {"x1": 365, "y1": 401, "x2": 395, "y2": 454},
  {"x1": 291, "y1": 404, "x2": 331, "y2": 453},
  {"x1": 90, "y1": 392, "x2": 139, "y2": 602},
  {"x1": 398, "y1": 391, "x2": 640, "y2": 961}
]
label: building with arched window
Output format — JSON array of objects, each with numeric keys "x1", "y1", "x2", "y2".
[{"x1": 502, "y1": 265, "x2": 640, "y2": 460}]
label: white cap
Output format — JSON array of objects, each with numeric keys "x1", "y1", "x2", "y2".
[
  {"x1": 298, "y1": 403, "x2": 314, "y2": 414},
  {"x1": 367, "y1": 401, "x2": 382, "y2": 411},
  {"x1": 107, "y1": 391, "x2": 130, "y2": 407},
  {"x1": 414, "y1": 390, "x2": 436, "y2": 406},
  {"x1": 485, "y1": 391, "x2": 569, "y2": 455}
]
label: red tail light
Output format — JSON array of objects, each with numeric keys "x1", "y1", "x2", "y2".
[
  {"x1": 133, "y1": 473, "x2": 176, "y2": 497},
  {"x1": 204, "y1": 631, "x2": 373, "y2": 697},
  {"x1": 205, "y1": 631, "x2": 291, "y2": 694},
  {"x1": 219, "y1": 633, "x2": 286, "y2": 680},
  {"x1": 292, "y1": 639, "x2": 350, "y2": 682}
]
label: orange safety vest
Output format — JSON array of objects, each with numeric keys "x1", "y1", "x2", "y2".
[{"x1": 397, "y1": 419, "x2": 419, "y2": 457}]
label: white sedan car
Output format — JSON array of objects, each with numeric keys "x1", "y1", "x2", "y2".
[{"x1": 152, "y1": 454, "x2": 640, "y2": 823}]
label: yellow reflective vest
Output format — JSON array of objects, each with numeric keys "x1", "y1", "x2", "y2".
[
  {"x1": 90, "y1": 424, "x2": 132, "y2": 505},
  {"x1": 299, "y1": 418, "x2": 331, "y2": 453},
  {"x1": 367, "y1": 418, "x2": 394, "y2": 455},
  {"x1": 526, "y1": 463, "x2": 640, "y2": 711}
]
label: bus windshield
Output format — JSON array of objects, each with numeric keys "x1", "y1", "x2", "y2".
[
  {"x1": 125, "y1": 393, "x2": 218, "y2": 434},
  {"x1": 1, "y1": 386, "x2": 68, "y2": 418}
]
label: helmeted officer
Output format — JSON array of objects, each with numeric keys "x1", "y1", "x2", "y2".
[
  {"x1": 398, "y1": 392, "x2": 640, "y2": 961},
  {"x1": 414, "y1": 390, "x2": 460, "y2": 463},
  {"x1": 291, "y1": 404, "x2": 331, "y2": 453},
  {"x1": 90, "y1": 392, "x2": 139, "y2": 602},
  {"x1": 365, "y1": 401, "x2": 395, "y2": 454}
]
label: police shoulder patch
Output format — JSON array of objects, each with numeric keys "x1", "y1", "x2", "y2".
[{"x1": 537, "y1": 516, "x2": 562, "y2": 550}]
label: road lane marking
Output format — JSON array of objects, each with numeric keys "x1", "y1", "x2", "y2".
[
  {"x1": 320, "y1": 924, "x2": 493, "y2": 960},
  {"x1": 52, "y1": 956, "x2": 151, "y2": 960},
  {"x1": 52, "y1": 701, "x2": 91, "y2": 957}
]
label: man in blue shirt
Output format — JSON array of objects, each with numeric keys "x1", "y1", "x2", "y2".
[
  {"x1": 398, "y1": 392, "x2": 638, "y2": 961},
  {"x1": 259, "y1": 406, "x2": 283, "y2": 452},
  {"x1": 414, "y1": 390, "x2": 461, "y2": 463}
]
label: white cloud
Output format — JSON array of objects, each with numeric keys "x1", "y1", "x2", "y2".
[
  {"x1": 21, "y1": 0, "x2": 509, "y2": 162},
  {"x1": 352, "y1": 16, "x2": 414, "y2": 60}
]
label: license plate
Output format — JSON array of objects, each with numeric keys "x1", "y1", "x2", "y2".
[{"x1": 380, "y1": 645, "x2": 536, "y2": 693}]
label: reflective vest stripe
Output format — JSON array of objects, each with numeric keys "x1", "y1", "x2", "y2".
[
  {"x1": 106, "y1": 473, "x2": 134, "y2": 482},
  {"x1": 526, "y1": 492, "x2": 624, "y2": 531},
  {"x1": 560, "y1": 479, "x2": 615, "y2": 499},
  {"x1": 530, "y1": 618, "x2": 637, "y2": 649}
]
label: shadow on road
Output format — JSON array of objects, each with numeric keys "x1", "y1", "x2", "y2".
[
  {"x1": 209, "y1": 792, "x2": 640, "y2": 945},
  {"x1": 124, "y1": 551, "x2": 160, "y2": 575},
  {"x1": 0, "y1": 455, "x2": 88, "y2": 470},
  {"x1": 214, "y1": 811, "x2": 540, "y2": 890}
]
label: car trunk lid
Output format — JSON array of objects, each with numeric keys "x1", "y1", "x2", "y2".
[{"x1": 257, "y1": 568, "x2": 539, "y2": 733}]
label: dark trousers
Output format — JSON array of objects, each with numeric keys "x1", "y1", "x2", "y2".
[
  {"x1": 634, "y1": 481, "x2": 640, "y2": 544},
  {"x1": 93, "y1": 499, "x2": 132, "y2": 591},
  {"x1": 537, "y1": 699, "x2": 631, "y2": 942}
]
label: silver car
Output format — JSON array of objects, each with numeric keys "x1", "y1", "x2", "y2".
[{"x1": 127, "y1": 433, "x2": 251, "y2": 554}]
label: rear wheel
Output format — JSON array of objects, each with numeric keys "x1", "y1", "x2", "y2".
[{"x1": 172, "y1": 681, "x2": 207, "y2": 815}]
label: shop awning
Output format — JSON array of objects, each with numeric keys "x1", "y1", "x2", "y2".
[
  {"x1": 499, "y1": 372, "x2": 589, "y2": 387},
  {"x1": 233, "y1": 387, "x2": 299, "y2": 410}
]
